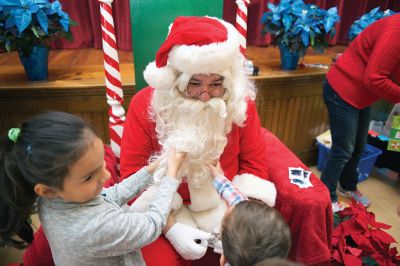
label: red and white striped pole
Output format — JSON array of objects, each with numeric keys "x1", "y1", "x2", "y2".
[
  {"x1": 99, "y1": 0, "x2": 125, "y2": 164},
  {"x1": 235, "y1": 0, "x2": 256, "y2": 75},
  {"x1": 235, "y1": 0, "x2": 250, "y2": 55}
]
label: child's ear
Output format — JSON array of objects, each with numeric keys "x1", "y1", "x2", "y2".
[{"x1": 34, "y1": 184, "x2": 58, "y2": 198}]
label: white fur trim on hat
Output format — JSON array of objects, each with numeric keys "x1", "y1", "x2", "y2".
[
  {"x1": 168, "y1": 19, "x2": 240, "y2": 75},
  {"x1": 143, "y1": 17, "x2": 241, "y2": 90},
  {"x1": 232, "y1": 174, "x2": 277, "y2": 207},
  {"x1": 143, "y1": 62, "x2": 177, "y2": 91}
]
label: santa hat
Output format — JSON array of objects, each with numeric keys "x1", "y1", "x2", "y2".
[{"x1": 144, "y1": 16, "x2": 242, "y2": 90}]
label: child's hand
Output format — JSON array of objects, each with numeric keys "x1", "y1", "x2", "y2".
[
  {"x1": 147, "y1": 159, "x2": 161, "y2": 174},
  {"x1": 207, "y1": 160, "x2": 223, "y2": 177},
  {"x1": 166, "y1": 148, "x2": 186, "y2": 177}
]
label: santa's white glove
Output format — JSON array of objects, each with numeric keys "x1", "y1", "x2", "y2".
[
  {"x1": 212, "y1": 238, "x2": 223, "y2": 254},
  {"x1": 165, "y1": 223, "x2": 212, "y2": 260}
]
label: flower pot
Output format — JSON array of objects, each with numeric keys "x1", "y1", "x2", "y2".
[
  {"x1": 278, "y1": 44, "x2": 300, "y2": 70},
  {"x1": 18, "y1": 45, "x2": 49, "y2": 81}
]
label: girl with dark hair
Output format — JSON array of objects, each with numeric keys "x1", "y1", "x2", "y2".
[{"x1": 0, "y1": 111, "x2": 187, "y2": 266}]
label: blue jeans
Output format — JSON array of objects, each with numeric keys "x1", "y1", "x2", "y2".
[{"x1": 321, "y1": 79, "x2": 371, "y2": 202}]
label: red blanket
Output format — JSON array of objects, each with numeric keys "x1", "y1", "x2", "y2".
[{"x1": 263, "y1": 129, "x2": 332, "y2": 265}]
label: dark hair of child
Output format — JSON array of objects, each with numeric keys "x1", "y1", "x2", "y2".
[
  {"x1": 0, "y1": 112, "x2": 98, "y2": 248},
  {"x1": 254, "y1": 257, "x2": 304, "y2": 266},
  {"x1": 221, "y1": 200, "x2": 291, "y2": 266}
]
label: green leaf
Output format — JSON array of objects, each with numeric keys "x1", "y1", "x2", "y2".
[
  {"x1": 362, "y1": 256, "x2": 379, "y2": 266},
  {"x1": 31, "y1": 26, "x2": 40, "y2": 38},
  {"x1": 5, "y1": 41, "x2": 11, "y2": 52},
  {"x1": 69, "y1": 19, "x2": 78, "y2": 27},
  {"x1": 333, "y1": 213, "x2": 343, "y2": 228}
]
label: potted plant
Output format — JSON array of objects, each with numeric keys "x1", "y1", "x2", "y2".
[
  {"x1": 348, "y1": 7, "x2": 396, "y2": 41},
  {"x1": 0, "y1": 0, "x2": 75, "y2": 81},
  {"x1": 261, "y1": 0, "x2": 339, "y2": 70}
]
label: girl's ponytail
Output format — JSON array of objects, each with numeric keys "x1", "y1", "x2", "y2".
[{"x1": 0, "y1": 136, "x2": 36, "y2": 248}]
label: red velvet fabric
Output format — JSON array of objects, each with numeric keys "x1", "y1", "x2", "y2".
[
  {"x1": 52, "y1": 0, "x2": 400, "y2": 51},
  {"x1": 263, "y1": 128, "x2": 333, "y2": 265},
  {"x1": 22, "y1": 227, "x2": 54, "y2": 266},
  {"x1": 51, "y1": 0, "x2": 132, "y2": 51}
]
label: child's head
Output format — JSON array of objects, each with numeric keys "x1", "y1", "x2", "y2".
[
  {"x1": 0, "y1": 112, "x2": 109, "y2": 248},
  {"x1": 254, "y1": 258, "x2": 303, "y2": 266},
  {"x1": 220, "y1": 200, "x2": 291, "y2": 266}
]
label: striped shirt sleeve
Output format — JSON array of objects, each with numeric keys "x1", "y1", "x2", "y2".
[{"x1": 213, "y1": 175, "x2": 248, "y2": 206}]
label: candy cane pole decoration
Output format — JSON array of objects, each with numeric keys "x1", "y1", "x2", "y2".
[
  {"x1": 99, "y1": 0, "x2": 125, "y2": 164},
  {"x1": 235, "y1": 0, "x2": 250, "y2": 55}
]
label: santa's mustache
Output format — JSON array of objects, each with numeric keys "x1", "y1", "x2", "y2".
[{"x1": 174, "y1": 93, "x2": 228, "y2": 120}]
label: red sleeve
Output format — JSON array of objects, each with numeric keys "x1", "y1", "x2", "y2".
[
  {"x1": 120, "y1": 87, "x2": 159, "y2": 179},
  {"x1": 363, "y1": 17, "x2": 400, "y2": 103},
  {"x1": 238, "y1": 100, "x2": 269, "y2": 180}
]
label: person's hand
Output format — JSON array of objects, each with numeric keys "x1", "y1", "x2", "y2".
[
  {"x1": 207, "y1": 160, "x2": 223, "y2": 177},
  {"x1": 166, "y1": 148, "x2": 186, "y2": 178},
  {"x1": 147, "y1": 158, "x2": 161, "y2": 174},
  {"x1": 165, "y1": 223, "x2": 211, "y2": 260},
  {"x1": 208, "y1": 226, "x2": 223, "y2": 254}
]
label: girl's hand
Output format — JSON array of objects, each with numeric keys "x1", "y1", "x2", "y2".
[
  {"x1": 207, "y1": 160, "x2": 223, "y2": 177},
  {"x1": 166, "y1": 148, "x2": 186, "y2": 177},
  {"x1": 147, "y1": 158, "x2": 161, "y2": 174}
]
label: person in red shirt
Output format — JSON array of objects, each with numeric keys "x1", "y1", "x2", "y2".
[
  {"x1": 322, "y1": 14, "x2": 400, "y2": 213},
  {"x1": 120, "y1": 16, "x2": 331, "y2": 266}
]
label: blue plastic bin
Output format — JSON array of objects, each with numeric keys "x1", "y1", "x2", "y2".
[{"x1": 316, "y1": 143, "x2": 383, "y2": 182}]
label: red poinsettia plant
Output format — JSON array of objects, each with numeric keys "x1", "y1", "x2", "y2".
[{"x1": 332, "y1": 200, "x2": 400, "y2": 266}]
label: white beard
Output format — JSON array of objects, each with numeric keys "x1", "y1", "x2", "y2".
[
  {"x1": 151, "y1": 93, "x2": 230, "y2": 212},
  {"x1": 165, "y1": 97, "x2": 228, "y2": 180},
  {"x1": 129, "y1": 92, "x2": 231, "y2": 231}
]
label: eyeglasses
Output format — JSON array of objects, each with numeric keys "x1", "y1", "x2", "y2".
[{"x1": 184, "y1": 81, "x2": 226, "y2": 99}]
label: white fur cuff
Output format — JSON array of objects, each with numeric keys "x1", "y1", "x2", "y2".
[{"x1": 232, "y1": 174, "x2": 276, "y2": 207}]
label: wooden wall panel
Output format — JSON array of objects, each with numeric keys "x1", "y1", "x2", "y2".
[
  {"x1": 255, "y1": 75, "x2": 330, "y2": 165},
  {"x1": 0, "y1": 88, "x2": 135, "y2": 144}
]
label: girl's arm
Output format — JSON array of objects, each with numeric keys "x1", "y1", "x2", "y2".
[
  {"x1": 101, "y1": 166, "x2": 153, "y2": 206},
  {"x1": 89, "y1": 151, "x2": 184, "y2": 257},
  {"x1": 88, "y1": 175, "x2": 179, "y2": 257},
  {"x1": 102, "y1": 159, "x2": 160, "y2": 206}
]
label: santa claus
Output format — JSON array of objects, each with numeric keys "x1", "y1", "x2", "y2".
[
  {"x1": 120, "y1": 16, "x2": 331, "y2": 266},
  {"x1": 120, "y1": 16, "x2": 275, "y2": 265}
]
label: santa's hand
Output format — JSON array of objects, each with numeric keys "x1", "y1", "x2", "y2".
[
  {"x1": 165, "y1": 223, "x2": 211, "y2": 260},
  {"x1": 209, "y1": 226, "x2": 223, "y2": 254}
]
